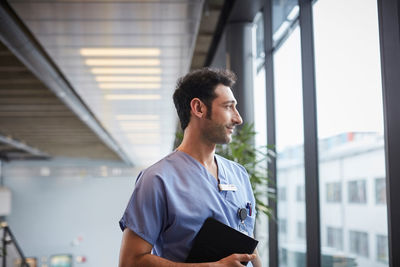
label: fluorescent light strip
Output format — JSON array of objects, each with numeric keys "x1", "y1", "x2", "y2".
[
  {"x1": 128, "y1": 139, "x2": 161, "y2": 145},
  {"x1": 91, "y1": 68, "x2": 161, "y2": 74},
  {"x1": 99, "y1": 83, "x2": 160, "y2": 89},
  {"x1": 116, "y1": 114, "x2": 160, "y2": 120},
  {"x1": 126, "y1": 133, "x2": 161, "y2": 144},
  {"x1": 105, "y1": 94, "x2": 161, "y2": 100},
  {"x1": 85, "y1": 59, "x2": 160, "y2": 66},
  {"x1": 126, "y1": 133, "x2": 160, "y2": 139},
  {"x1": 96, "y1": 76, "x2": 161, "y2": 82},
  {"x1": 80, "y1": 48, "x2": 160, "y2": 56},
  {"x1": 120, "y1": 122, "x2": 160, "y2": 131}
]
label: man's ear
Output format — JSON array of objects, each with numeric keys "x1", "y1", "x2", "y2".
[{"x1": 190, "y1": 98, "x2": 207, "y2": 118}]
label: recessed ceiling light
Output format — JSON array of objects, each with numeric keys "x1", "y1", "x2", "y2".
[
  {"x1": 104, "y1": 94, "x2": 161, "y2": 100},
  {"x1": 80, "y1": 48, "x2": 160, "y2": 56},
  {"x1": 91, "y1": 68, "x2": 161, "y2": 74},
  {"x1": 99, "y1": 83, "x2": 160, "y2": 89},
  {"x1": 96, "y1": 76, "x2": 161, "y2": 82},
  {"x1": 116, "y1": 114, "x2": 160, "y2": 120},
  {"x1": 85, "y1": 59, "x2": 160, "y2": 66}
]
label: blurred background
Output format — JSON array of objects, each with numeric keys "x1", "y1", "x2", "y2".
[{"x1": 0, "y1": 0, "x2": 399, "y2": 267}]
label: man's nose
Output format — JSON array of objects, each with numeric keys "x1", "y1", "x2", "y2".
[{"x1": 233, "y1": 108, "x2": 243, "y2": 125}]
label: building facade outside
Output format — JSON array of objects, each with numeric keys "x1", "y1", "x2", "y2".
[{"x1": 277, "y1": 132, "x2": 387, "y2": 267}]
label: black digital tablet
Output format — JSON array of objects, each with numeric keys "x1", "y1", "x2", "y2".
[{"x1": 185, "y1": 217, "x2": 258, "y2": 265}]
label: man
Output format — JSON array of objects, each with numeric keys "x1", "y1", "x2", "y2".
[{"x1": 119, "y1": 68, "x2": 261, "y2": 267}]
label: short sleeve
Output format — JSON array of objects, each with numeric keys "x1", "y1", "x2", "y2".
[{"x1": 119, "y1": 171, "x2": 167, "y2": 246}]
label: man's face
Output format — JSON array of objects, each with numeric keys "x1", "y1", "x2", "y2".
[{"x1": 202, "y1": 84, "x2": 243, "y2": 144}]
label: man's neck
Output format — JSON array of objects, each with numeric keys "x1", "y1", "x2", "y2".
[{"x1": 176, "y1": 128, "x2": 216, "y2": 167}]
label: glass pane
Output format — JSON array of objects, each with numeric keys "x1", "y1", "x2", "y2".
[
  {"x1": 252, "y1": 13, "x2": 269, "y2": 266},
  {"x1": 254, "y1": 12, "x2": 265, "y2": 64},
  {"x1": 313, "y1": 0, "x2": 387, "y2": 266},
  {"x1": 253, "y1": 65, "x2": 269, "y2": 266},
  {"x1": 272, "y1": 0, "x2": 299, "y2": 43},
  {"x1": 274, "y1": 24, "x2": 306, "y2": 267}
]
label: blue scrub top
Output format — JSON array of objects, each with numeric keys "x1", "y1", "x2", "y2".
[{"x1": 119, "y1": 150, "x2": 256, "y2": 264}]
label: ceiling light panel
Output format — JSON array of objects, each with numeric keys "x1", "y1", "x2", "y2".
[
  {"x1": 99, "y1": 83, "x2": 160, "y2": 89},
  {"x1": 120, "y1": 122, "x2": 160, "y2": 131},
  {"x1": 91, "y1": 68, "x2": 161, "y2": 74},
  {"x1": 104, "y1": 94, "x2": 161, "y2": 100},
  {"x1": 80, "y1": 48, "x2": 160, "y2": 57},
  {"x1": 126, "y1": 133, "x2": 161, "y2": 145},
  {"x1": 116, "y1": 114, "x2": 160, "y2": 121},
  {"x1": 44, "y1": 47, "x2": 190, "y2": 59},
  {"x1": 96, "y1": 76, "x2": 161, "y2": 82},
  {"x1": 85, "y1": 59, "x2": 160, "y2": 66}
]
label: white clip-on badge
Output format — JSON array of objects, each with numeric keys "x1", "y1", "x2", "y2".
[{"x1": 218, "y1": 184, "x2": 237, "y2": 192}]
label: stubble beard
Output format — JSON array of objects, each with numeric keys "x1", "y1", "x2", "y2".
[{"x1": 203, "y1": 119, "x2": 233, "y2": 145}]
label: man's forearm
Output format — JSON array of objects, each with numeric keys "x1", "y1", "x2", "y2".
[
  {"x1": 119, "y1": 228, "x2": 256, "y2": 267},
  {"x1": 129, "y1": 253, "x2": 214, "y2": 267},
  {"x1": 121, "y1": 253, "x2": 256, "y2": 267}
]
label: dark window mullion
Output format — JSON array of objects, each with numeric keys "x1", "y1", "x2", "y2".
[
  {"x1": 263, "y1": 1, "x2": 278, "y2": 267},
  {"x1": 377, "y1": 0, "x2": 400, "y2": 266},
  {"x1": 299, "y1": 1, "x2": 321, "y2": 267}
]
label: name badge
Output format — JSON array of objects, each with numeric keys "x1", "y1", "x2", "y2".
[{"x1": 218, "y1": 184, "x2": 237, "y2": 192}]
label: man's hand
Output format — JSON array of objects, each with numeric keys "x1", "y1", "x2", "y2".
[
  {"x1": 119, "y1": 228, "x2": 259, "y2": 267},
  {"x1": 216, "y1": 253, "x2": 257, "y2": 266}
]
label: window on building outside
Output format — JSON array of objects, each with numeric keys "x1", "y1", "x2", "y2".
[
  {"x1": 326, "y1": 226, "x2": 343, "y2": 250},
  {"x1": 326, "y1": 182, "x2": 341, "y2": 203},
  {"x1": 279, "y1": 219, "x2": 287, "y2": 234},
  {"x1": 348, "y1": 180, "x2": 367, "y2": 204},
  {"x1": 278, "y1": 187, "x2": 287, "y2": 201},
  {"x1": 376, "y1": 234, "x2": 388, "y2": 263},
  {"x1": 297, "y1": 221, "x2": 306, "y2": 240},
  {"x1": 375, "y1": 178, "x2": 386, "y2": 204},
  {"x1": 349, "y1": 230, "x2": 369, "y2": 257},
  {"x1": 296, "y1": 185, "x2": 305, "y2": 202}
]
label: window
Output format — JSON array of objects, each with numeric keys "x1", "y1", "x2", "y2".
[
  {"x1": 348, "y1": 180, "x2": 367, "y2": 204},
  {"x1": 297, "y1": 221, "x2": 306, "y2": 239},
  {"x1": 313, "y1": 0, "x2": 386, "y2": 265},
  {"x1": 252, "y1": 12, "x2": 269, "y2": 267},
  {"x1": 279, "y1": 219, "x2": 287, "y2": 234},
  {"x1": 376, "y1": 234, "x2": 388, "y2": 263},
  {"x1": 278, "y1": 187, "x2": 287, "y2": 201},
  {"x1": 326, "y1": 182, "x2": 341, "y2": 203},
  {"x1": 296, "y1": 185, "x2": 305, "y2": 202},
  {"x1": 375, "y1": 178, "x2": 386, "y2": 204},
  {"x1": 274, "y1": 20, "x2": 306, "y2": 266},
  {"x1": 254, "y1": 12, "x2": 265, "y2": 68},
  {"x1": 326, "y1": 226, "x2": 343, "y2": 250},
  {"x1": 349, "y1": 230, "x2": 369, "y2": 257}
]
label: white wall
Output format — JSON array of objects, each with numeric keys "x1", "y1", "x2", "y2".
[{"x1": 4, "y1": 160, "x2": 139, "y2": 267}]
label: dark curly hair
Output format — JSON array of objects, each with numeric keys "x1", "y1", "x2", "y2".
[{"x1": 173, "y1": 68, "x2": 237, "y2": 130}]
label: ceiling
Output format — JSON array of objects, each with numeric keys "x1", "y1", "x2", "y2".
[
  {"x1": 0, "y1": 0, "x2": 225, "y2": 166},
  {"x1": 0, "y1": 40, "x2": 122, "y2": 161}
]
